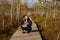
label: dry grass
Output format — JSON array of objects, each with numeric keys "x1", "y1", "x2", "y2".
[{"x1": 0, "y1": 0, "x2": 60, "y2": 40}]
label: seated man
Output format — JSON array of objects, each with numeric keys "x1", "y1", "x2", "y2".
[{"x1": 21, "y1": 15, "x2": 32, "y2": 33}]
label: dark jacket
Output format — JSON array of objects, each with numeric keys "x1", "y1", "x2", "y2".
[{"x1": 21, "y1": 19, "x2": 32, "y2": 32}]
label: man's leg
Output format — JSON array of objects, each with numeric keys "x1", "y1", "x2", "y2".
[
  {"x1": 26, "y1": 27, "x2": 32, "y2": 33},
  {"x1": 22, "y1": 27, "x2": 27, "y2": 33}
]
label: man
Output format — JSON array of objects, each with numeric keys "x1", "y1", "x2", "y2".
[{"x1": 21, "y1": 15, "x2": 32, "y2": 33}]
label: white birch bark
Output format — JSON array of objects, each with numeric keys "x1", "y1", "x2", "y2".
[
  {"x1": 3, "y1": 15, "x2": 4, "y2": 31},
  {"x1": 10, "y1": 0, "x2": 13, "y2": 25},
  {"x1": 16, "y1": 0, "x2": 20, "y2": 23}
]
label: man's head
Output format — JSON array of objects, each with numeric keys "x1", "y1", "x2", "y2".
[{"x1": 23, "y1": 15, "x2": 29, "y2": 20}]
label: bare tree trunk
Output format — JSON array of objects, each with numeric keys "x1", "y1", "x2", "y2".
[
  {"x1": 57, "y1": 33, "x2": 60, "y2": 40},
  {"x1": 10, "y1": 0, "x2": 13, "y2": 25},
  {"x1": 45, "y1": 10, "x2": 48, "y2": 28},
  {"x1": 2, "y1": 15, "x2": 4, "y2": 31},
  {"x1": 16, "y1": 0, "x2": 20, "y2": 24}
]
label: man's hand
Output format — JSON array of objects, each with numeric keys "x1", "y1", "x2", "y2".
[{"x1": 22, "y1": 24, "x2": 27, "y2": 27}]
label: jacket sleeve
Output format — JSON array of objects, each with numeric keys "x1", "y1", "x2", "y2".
[
  {"x1": 28, "y1": 20, "x2": 32, "y2": 26},
  {"x1": 21, "y1": 21, "x2": 24, "y2": 25},
  {"x1": 30, "y1": 20, "x2": 32, "y2": 26}
]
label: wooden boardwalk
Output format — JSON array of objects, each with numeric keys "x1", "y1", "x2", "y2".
[{"x1": 10, "y1": 21, "x2": 42, "y2": 40}]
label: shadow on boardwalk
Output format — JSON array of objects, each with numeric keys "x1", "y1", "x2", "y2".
[
  {"x1": 35, "y1": 22, "x2": 45, "y2": 40},
  {"x1": 31, "y1": 30, "x2": 38, "y2": 32}
]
